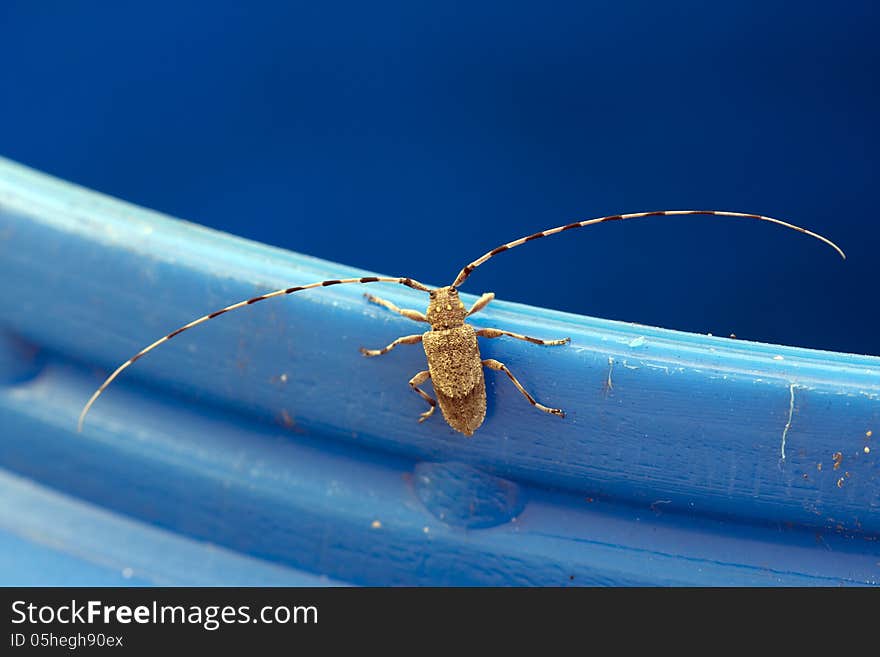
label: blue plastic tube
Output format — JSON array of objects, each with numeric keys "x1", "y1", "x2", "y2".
[{"x1": 0, "y1": 157, "x2": 877, "y2": 585}]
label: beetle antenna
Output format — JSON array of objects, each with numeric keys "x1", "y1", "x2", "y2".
[
  {"x1": 77, "y1": 275, "x2": 430, "y2": 431},
  {"x1": 451, "y1": 210, "x2": 845, "y2": 287}
]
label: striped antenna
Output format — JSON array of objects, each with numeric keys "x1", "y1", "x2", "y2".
[
  {"x1": 451, "y1": 210, "x2": 846, "y2": 288},
  {"x1": 77, "y1": 275, "x2": 431, "y2": 432}
]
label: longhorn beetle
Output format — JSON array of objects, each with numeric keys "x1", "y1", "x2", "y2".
[{"x1": 77, "y1": 210, "x2": 845, "y2": 436}]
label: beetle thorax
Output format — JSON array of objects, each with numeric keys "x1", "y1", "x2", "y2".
[{"x1": 426, "y1": 286, "x2": 466, "y2": 330}]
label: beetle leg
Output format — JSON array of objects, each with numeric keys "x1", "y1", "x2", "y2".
[
  {"x1": 476, "y1": 327, "x2": 569, "y2": 346},
  {"x1": 466, "y1": 292, "x2": 495, "y2": 316},
  {"x1": 360, "y1": 333, "x2": 423, "y2": 357},
  {"x1": 409, "y1": 369, "x2": 436, "y2": 422},
  {"x1": 482, "y1": 358, "x2": 564, "y2": 418},
  {"x1": 364, "y1": 293, "x2": 428, "y2": 323}
]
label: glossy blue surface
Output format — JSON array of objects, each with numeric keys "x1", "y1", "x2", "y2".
[{"x1": 0, "y1": 159, "x2": 877, "y2": 585}]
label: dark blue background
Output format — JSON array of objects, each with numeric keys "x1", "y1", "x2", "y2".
[{"x1": 1, "y1": 1, "x2": 876, "y2": 354}]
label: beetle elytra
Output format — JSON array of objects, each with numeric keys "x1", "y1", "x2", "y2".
[{"x1": 77, "y1": 210, "x2": 844, "y2": 435}]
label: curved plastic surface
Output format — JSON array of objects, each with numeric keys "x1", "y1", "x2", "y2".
[{"x1": 0, "y1": 157, "x2": 878, "y2": 586}]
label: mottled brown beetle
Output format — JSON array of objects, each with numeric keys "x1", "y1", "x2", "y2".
[
  {"x1": 360, "y1": 285, "x2": 569, "y2": 435},
  {"x1": 78, "y1": 210, "x2": 844, "y2": 435}
]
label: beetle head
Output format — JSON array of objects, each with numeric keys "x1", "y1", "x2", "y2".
[{"x1": 426, "y1": 286, "x2": 466, "y2": 330}]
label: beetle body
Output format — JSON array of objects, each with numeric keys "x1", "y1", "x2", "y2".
[
  {"x1": 423, "y1": 287, "x2": 486, "y2": 435},
  {"x1": 423, "y1": 326, "x2": 487, "y2": 436}
]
